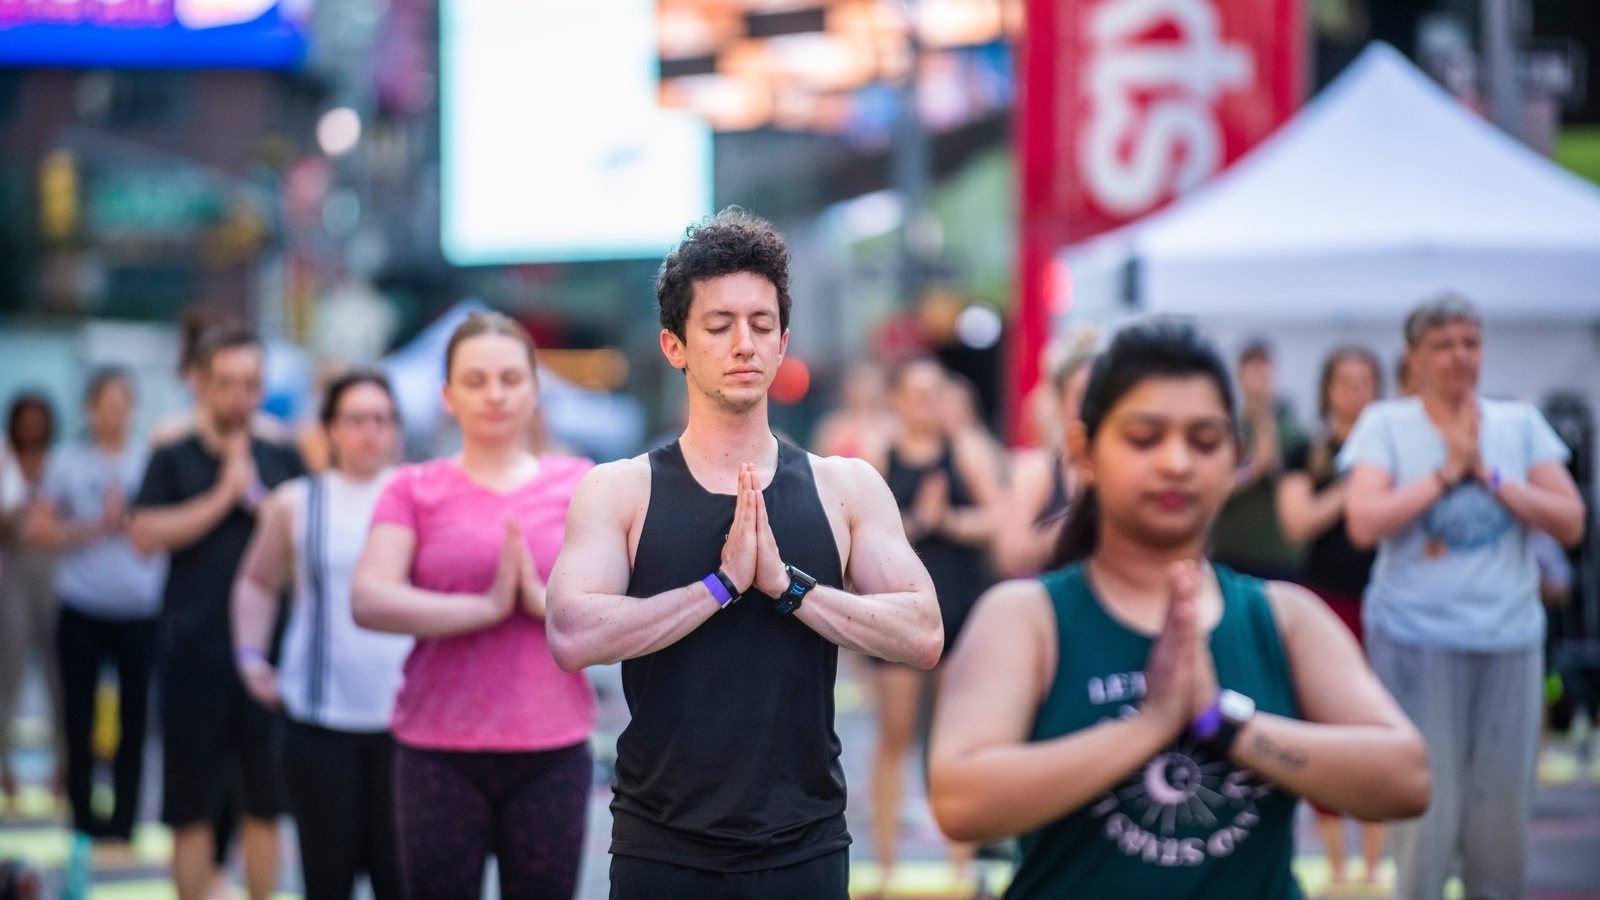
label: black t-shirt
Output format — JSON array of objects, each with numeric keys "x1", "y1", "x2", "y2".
[
  {"x1": 1283, "y1": 438, "x2": 1375, "y2": 598},
  {"x1": 135, "y1": 434, "x2": 305, "y2": 665}
]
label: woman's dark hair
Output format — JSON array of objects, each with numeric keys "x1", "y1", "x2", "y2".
[
  {"x1": 656, "y1": 206, "x2": 791, "y2": 344},
  {"x1": 445, "y1": 311, "x2": 539, "y2": 380},
  {"x1": 7, "y1": 392, "x2": 56, "y2": 452},
  {"x1": 1049, "y1": 319, "x2": 1236, "y2": 569},
  {"x1": 320, "y1": 369, "x2": 399, "y2": 426},
  {"x1": 84, "y1": 367, "x2": 134, "y2": 408},
  {"x1": 1316, "y1": 346, "x2": 1384, "y2": 422}
]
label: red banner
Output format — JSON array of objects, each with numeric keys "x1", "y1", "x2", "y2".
[{"x1": 1009, "y1": 0, "x2": 1304, "y2": 441}]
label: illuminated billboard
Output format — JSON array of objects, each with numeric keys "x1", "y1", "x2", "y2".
[
  {"x1": 440, "y1": 0, "x2": 713, "y2": 266},
  {"x1": 0, "y1": 0, "x2": 310, "y2": 69}
]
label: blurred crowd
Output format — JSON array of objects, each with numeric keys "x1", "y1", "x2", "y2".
[{"x1": 0, "y1": 287, "x2": 1590, "y2": 900}]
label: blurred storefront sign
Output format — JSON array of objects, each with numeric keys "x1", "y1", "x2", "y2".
[
  {"x1": 0, "y1": 0, "x2": 310, "y2": 69},
  {"x1": 1011, "y1": 0, "x2": 1303, "y2": 440}
]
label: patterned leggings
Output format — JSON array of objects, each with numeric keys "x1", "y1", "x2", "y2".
[{"x1": 394, "y1": 741, "x2": 591, "y2": 900}]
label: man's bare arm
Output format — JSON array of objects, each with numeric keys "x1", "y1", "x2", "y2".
[
  {"x1": 792, "y1": 457, "x2": 942, "y2": 669},
  {"x1": 545, "y1": 460, "x2": 722, "y2": 672},
  {"x1": 130, "y1": 482, "x2": 238, "y2": 555}
]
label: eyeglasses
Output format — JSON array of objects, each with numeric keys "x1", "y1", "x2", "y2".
[{"x1": 334, "y1": 412, "x2": 399, "y2": 429}]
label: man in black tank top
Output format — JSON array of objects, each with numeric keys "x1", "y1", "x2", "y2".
[{"x1": 547, "y1": 209, "x2": 943, "y2": 900}]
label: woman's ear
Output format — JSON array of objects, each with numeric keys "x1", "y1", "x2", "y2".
[{"x1": 1065, "y1": 421, "x2": 1092, "y2": 485}]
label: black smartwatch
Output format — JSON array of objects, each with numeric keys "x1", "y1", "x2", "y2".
[{"x1": 771, "y1": 565, "x2": 817, "y2": 615}]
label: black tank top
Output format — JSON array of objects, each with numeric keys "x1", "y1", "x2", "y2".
[
  {"x1": 886, "y1": 442, "x2": 989, "y2": 642},
  {"x1": 1035, "y1": 451, "x2": 1071, "y2": 528},
  {"x1": 612, "y1": 439, "x2": 849, "y2": 872}
]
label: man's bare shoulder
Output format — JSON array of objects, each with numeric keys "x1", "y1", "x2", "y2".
[
  {"x1": 808, "y1": 453, "x2": 882, "y2": 492},
  {"x1": 574, "y1": 455, "x2": 652, "y2": 512},
  {"x1": 809, "y1": 452, "x2": 894, "y2": 517}
]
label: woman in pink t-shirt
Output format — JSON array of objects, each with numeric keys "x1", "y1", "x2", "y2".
[{"x1": 353, "y1": 312, "x2": 595, "y2": 900}]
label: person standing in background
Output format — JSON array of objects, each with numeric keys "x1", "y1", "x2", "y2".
[
  {"x1": 811, "y1": 362, "x2": 896, "y2": 462},
  {"x1": 23, "y1": 371, "x2": 164, "y2": 847},
  {"x1": 1344, "y1": 294, "x2": 1586, "y2": 900},
  {"x1": 130, "y1": 326, "x2": 306, "y2": 900},
  {"x1": 231, "y1": 371, "x2": 411, "y2": 900},
  {"x1": 994, "y1": 345, "x2": 1095, "y2": 579},
  {"x1": 867, "y1": 358, "x2": 1002, "y2": 893},
  {"x1": 352, "y1": 313, "x2": 596, "y2": 900},
  {"x1": 0, "y1": 394, "x2": 63, "y2": 814},
  {"x1": 1274, "y1": 347, "x2": 1386, "y2": 886},
  {"x1": 1211, "y1": 341, "x2": 1306, "y2": 581}
]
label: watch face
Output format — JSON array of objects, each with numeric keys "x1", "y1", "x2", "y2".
[
  {"x1": 787, "y1": 565, "x2": 817, "y2": 590},
  {"x1": 1218, "y1": 690, "x2": 1256, "y2": 723}
]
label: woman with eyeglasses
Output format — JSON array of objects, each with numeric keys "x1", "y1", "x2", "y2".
[{"x1": 231, "y1": 371, "x2": 412, "y2": 900}]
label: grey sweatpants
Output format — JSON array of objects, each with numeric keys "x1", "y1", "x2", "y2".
[
  {"x1": 0, "y1": 546, "x2": 63, "y2": 781},
  {"x1": 1367, "y1": 626, "x2": 1542, "y2": 900}
]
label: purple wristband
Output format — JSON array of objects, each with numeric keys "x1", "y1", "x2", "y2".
[
  {"x1": 702, "y1": 572, "x2": 733, "y2": 608},
  {"x1": 235, "y1": 647, "x2": 269, "y2": 667},
  {"x1": 1189, "y1": 699, "x2": 1224, "y2": 742},
  {"x1": 1490, "y1": 466, "x2": 1504, "y2": 491}
]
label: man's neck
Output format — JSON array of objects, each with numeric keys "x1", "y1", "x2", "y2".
[
  {"x1": 93, "y1": 431, "x2": 126, "y2": 454},
  {"x1": 1421, "y1": 388, "x2": 1475, "y2": 424},
  {"x1": 678, "y1": 395, "x2": 779, "y2": 483},
  {"x1": 195, "y1": 412, "x2": 238, "y2": 454}
]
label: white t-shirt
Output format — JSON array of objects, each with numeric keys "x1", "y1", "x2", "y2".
[
  {"x1": 278, "y1": 470, "x2": 413, "y2": 732},
  {"x1": 1338, "y1": 396, "x2": 1571, "y2": 651},
  {"x1": 43, "y1": 443, "x2": 167, "y2": 619}
]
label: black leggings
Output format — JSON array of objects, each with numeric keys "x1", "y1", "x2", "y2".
[
  {"x1": 393, "y1": 741, "x2": 590, "y2": 900},
  {"x1": 282, "y1": 720, "x2": 402, "y2": 900},
  {"x1": 55, "y1": 606, "x2": 157, "y2": 841},
  {"x1": 609, "y1": 848, "x2": 849, "y2": 900}
]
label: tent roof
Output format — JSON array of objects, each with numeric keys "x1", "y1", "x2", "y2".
[{"x1": 1065, "y1": 43, "x2": 1600, "y2": 320}]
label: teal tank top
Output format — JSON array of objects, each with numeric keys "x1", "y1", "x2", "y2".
[{"x1": 1006, "y1": 563, "x2": 1304, "y2": 900}]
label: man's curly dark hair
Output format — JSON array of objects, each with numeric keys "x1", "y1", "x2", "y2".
[{"x1": 656, "y1": 207, "x2": 791, "y2": 342}]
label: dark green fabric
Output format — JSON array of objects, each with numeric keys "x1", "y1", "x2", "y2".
[
  {"x1": 1006, "y1": 564, "x2": 1303, "y2": 900},
  {"x1": 1211, "y1": 404, "x2": 1306, "y2": 577}
]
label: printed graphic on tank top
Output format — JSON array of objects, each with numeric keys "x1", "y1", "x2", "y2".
[
  {"x1": 613, "y1": 440, "x2": 849, "y2": 873},
  {"x1": 1007, "y1": 564, "x2": 1303, "y2": 900}
]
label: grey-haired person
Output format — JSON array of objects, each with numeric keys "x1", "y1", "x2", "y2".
[{"x1": 1343, "y1": 293, "x2": 1585, "y2": 900}]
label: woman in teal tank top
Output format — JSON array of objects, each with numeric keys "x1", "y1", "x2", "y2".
[{"x1": 928, "y1": 321, "x2": 1430, "y2": 899}]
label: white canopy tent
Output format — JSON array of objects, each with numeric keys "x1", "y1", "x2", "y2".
[
  {"x1": 1062, "y1": 42, "x2": 1600, "y2": 323},
  {"x1": 1057, "y1": 41, "x2": 1600, "y2": 486}
]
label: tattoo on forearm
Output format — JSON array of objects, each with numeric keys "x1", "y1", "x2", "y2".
[{"x1": 1252, "y1": 734, "x2": 1308, "y2": 770}]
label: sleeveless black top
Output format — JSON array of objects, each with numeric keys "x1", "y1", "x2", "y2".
[
  {"x1": 1035, "y1": 451, "x2": 1071, "y2": 528},
  {"x1": 612, "y1": 440, "x2": 849, "y2": 872},
  {"x1": 886, "y1": 442, "x2": 990, "y2": 644}
]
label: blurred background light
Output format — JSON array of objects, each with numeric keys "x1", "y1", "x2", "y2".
[
  {"x1": 316, "y1": 107, "x2": 362, "y2": 158},
  {"x1": 955, "y1": 304, "x2": 1002, "y2": 349}
]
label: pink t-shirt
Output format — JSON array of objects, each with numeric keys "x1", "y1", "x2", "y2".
[{"x1": 371, "y1": 455, "x2": 596, "y2": 751}]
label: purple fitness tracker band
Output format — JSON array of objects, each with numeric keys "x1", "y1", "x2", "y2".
[
  {"x1": 1489, "y1": 466, "x2": 1504, "y2": 491},
  {"x1": 1190, "y1": 701, "x2": 1224, "y2": 742},
  {"x1": 702, "y1": 572, "x2": 737, "y2": 608},
  {"x1": 235, "y1": 647, "x2": 269, "y2": 667}
]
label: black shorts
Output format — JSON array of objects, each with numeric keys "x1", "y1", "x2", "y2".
[
  {"x1": 609, "y1": 849, "x2": 848, "y2": 900},
  {"x1": 159, "y1": 655, "x2": 285, "y2": 827}
]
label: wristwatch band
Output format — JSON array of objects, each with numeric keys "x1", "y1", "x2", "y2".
[
  {"x1": 771, "y1": 565, "x2": 817, "y2": 615},
  {"x1": 1189, "y1": 689, "x2": 1255, "y2": 758}
]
